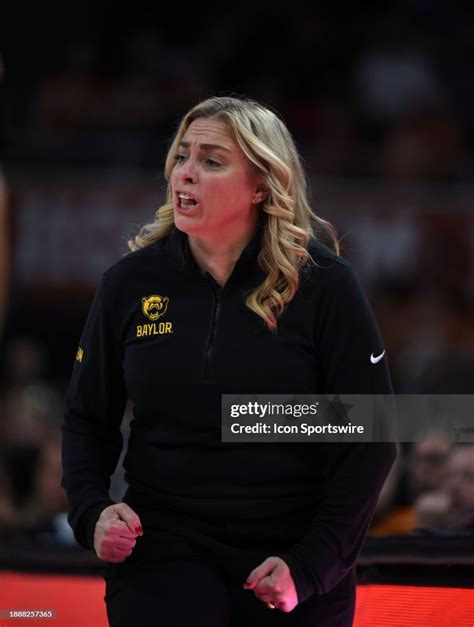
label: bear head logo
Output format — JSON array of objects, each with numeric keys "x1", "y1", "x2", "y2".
[{"x1": 142, "y1": 295, "x2": 169, "y2": 321}]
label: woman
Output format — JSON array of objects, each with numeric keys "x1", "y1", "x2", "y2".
[{"x1": 62, "y1": 96, "x2": 397, "y2": 626}]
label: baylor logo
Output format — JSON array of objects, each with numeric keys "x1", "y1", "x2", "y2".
[
  {"x1": 137, "y1": 321, "x2": 173, "y2": 337},
  {"x1": 137, "y1": 295, "x2": 173, "y2": 338},
  {"x1": 142, "y1": 295, "x2": 169, "y2": 321}
]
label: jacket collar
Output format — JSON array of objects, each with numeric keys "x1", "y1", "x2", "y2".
[{"x1": 164, "y1": 223, "x2": 264, "y2": 276}]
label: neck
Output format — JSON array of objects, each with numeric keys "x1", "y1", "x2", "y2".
[{"x1": 188, "y1": 229, "x2": 256, "y2": 286}]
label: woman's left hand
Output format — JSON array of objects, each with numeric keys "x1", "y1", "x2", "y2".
[{"x1": 243, "y1": 556, "x2": 298, "y2": 612}]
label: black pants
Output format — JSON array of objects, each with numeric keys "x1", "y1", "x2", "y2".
[{"x1": 103, "y1": 518, "x2": 356, "y2": 627}]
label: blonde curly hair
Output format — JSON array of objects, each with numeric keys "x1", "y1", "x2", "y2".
[{"x1": 129, "y1": 96, "x2": 339, "y2": 330}]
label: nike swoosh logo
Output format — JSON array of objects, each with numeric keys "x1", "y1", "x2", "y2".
[{"x1": 370, "y1": 350, "x2": 385, "y2": 364}]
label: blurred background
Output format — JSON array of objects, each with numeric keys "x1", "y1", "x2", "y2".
[{"x1": 0, "y1": 0, "x2": 473, "y2": 552}]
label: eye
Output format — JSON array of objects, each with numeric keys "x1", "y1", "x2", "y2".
[
  {"x1": 204, "y1": 157, "x2": 221, "y2": 168},
  {"x1": 175, "y1": 154, "x2": 187, "y2": 163}
]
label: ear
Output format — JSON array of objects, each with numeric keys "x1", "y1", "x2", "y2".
[{"x1": 252, "y1": 186, "x2": 269, "y2": 204}]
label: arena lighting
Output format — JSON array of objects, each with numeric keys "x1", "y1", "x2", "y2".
[
  {"x1": 355, "y1": 584, "x2": 474, "y2": 626},
  {"x1": 1, "y1": 572, "x2": 473, "y2": 626}
]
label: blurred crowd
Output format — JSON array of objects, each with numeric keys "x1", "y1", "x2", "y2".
[
  {"x1": 1, "y1": 2, "x2": 473, "y2": 180},
  {"x1": 0, "y1": 337, "x2": 72, "y2": 544},
  {"x1": 0, "y1": 336, "x2": 131, "y2": 546},
  {"x1": 371, "y1": 431, "x2": 474, "y2": 536}
]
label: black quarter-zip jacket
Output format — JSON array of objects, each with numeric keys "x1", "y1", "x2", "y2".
[{"x1": 62, "y1": 226, "x2": 397, "y2": 605}]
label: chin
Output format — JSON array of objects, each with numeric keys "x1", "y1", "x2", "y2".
[{"x1": 174, "y1": 215, "x2": 202, "y2": 236}]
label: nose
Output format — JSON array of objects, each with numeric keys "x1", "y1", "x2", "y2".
[{"x1": 178, "y1": 157, "x2": 198, "y2": 184}]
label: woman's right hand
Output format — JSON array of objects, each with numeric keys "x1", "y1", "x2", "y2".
[{"x1": 93, "y1": 503, "x2": 143, "y2": 563}]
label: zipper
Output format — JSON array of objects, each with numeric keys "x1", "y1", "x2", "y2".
[{"x1": 204, "y1": 274, "x2": 223, "y2": 378}]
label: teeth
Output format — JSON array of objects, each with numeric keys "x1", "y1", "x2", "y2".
[{"x1": 178, "y1": 192, "x2": 197, "y2": 210}]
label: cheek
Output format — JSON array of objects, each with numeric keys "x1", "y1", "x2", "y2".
[{"x1": 209, "y1": 176, "x2": 254, "y2": 208}]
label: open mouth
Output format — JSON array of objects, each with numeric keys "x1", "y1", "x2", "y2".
[{"x1": 177, "y1": 192, "x2": 198, "y2": 211}]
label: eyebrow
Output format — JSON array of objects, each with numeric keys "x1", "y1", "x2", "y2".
[{"x1": 178, "y1": 141, "x2": 232, "y2": 152}]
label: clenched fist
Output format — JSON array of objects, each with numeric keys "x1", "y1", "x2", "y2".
[
  {"x1": 93, "y1": 503, "x2": 143, "y2": 563},
  {"x1": 243, "y1": 556, "x2": 298, "y2": 612}
]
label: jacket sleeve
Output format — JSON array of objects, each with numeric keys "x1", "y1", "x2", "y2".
[
  {"x1": 279, "y1": 262, "x2": 398, "y2": 604},
  {"x1": 61, "y1": 270, "x2": 127, "y2": 550}
]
